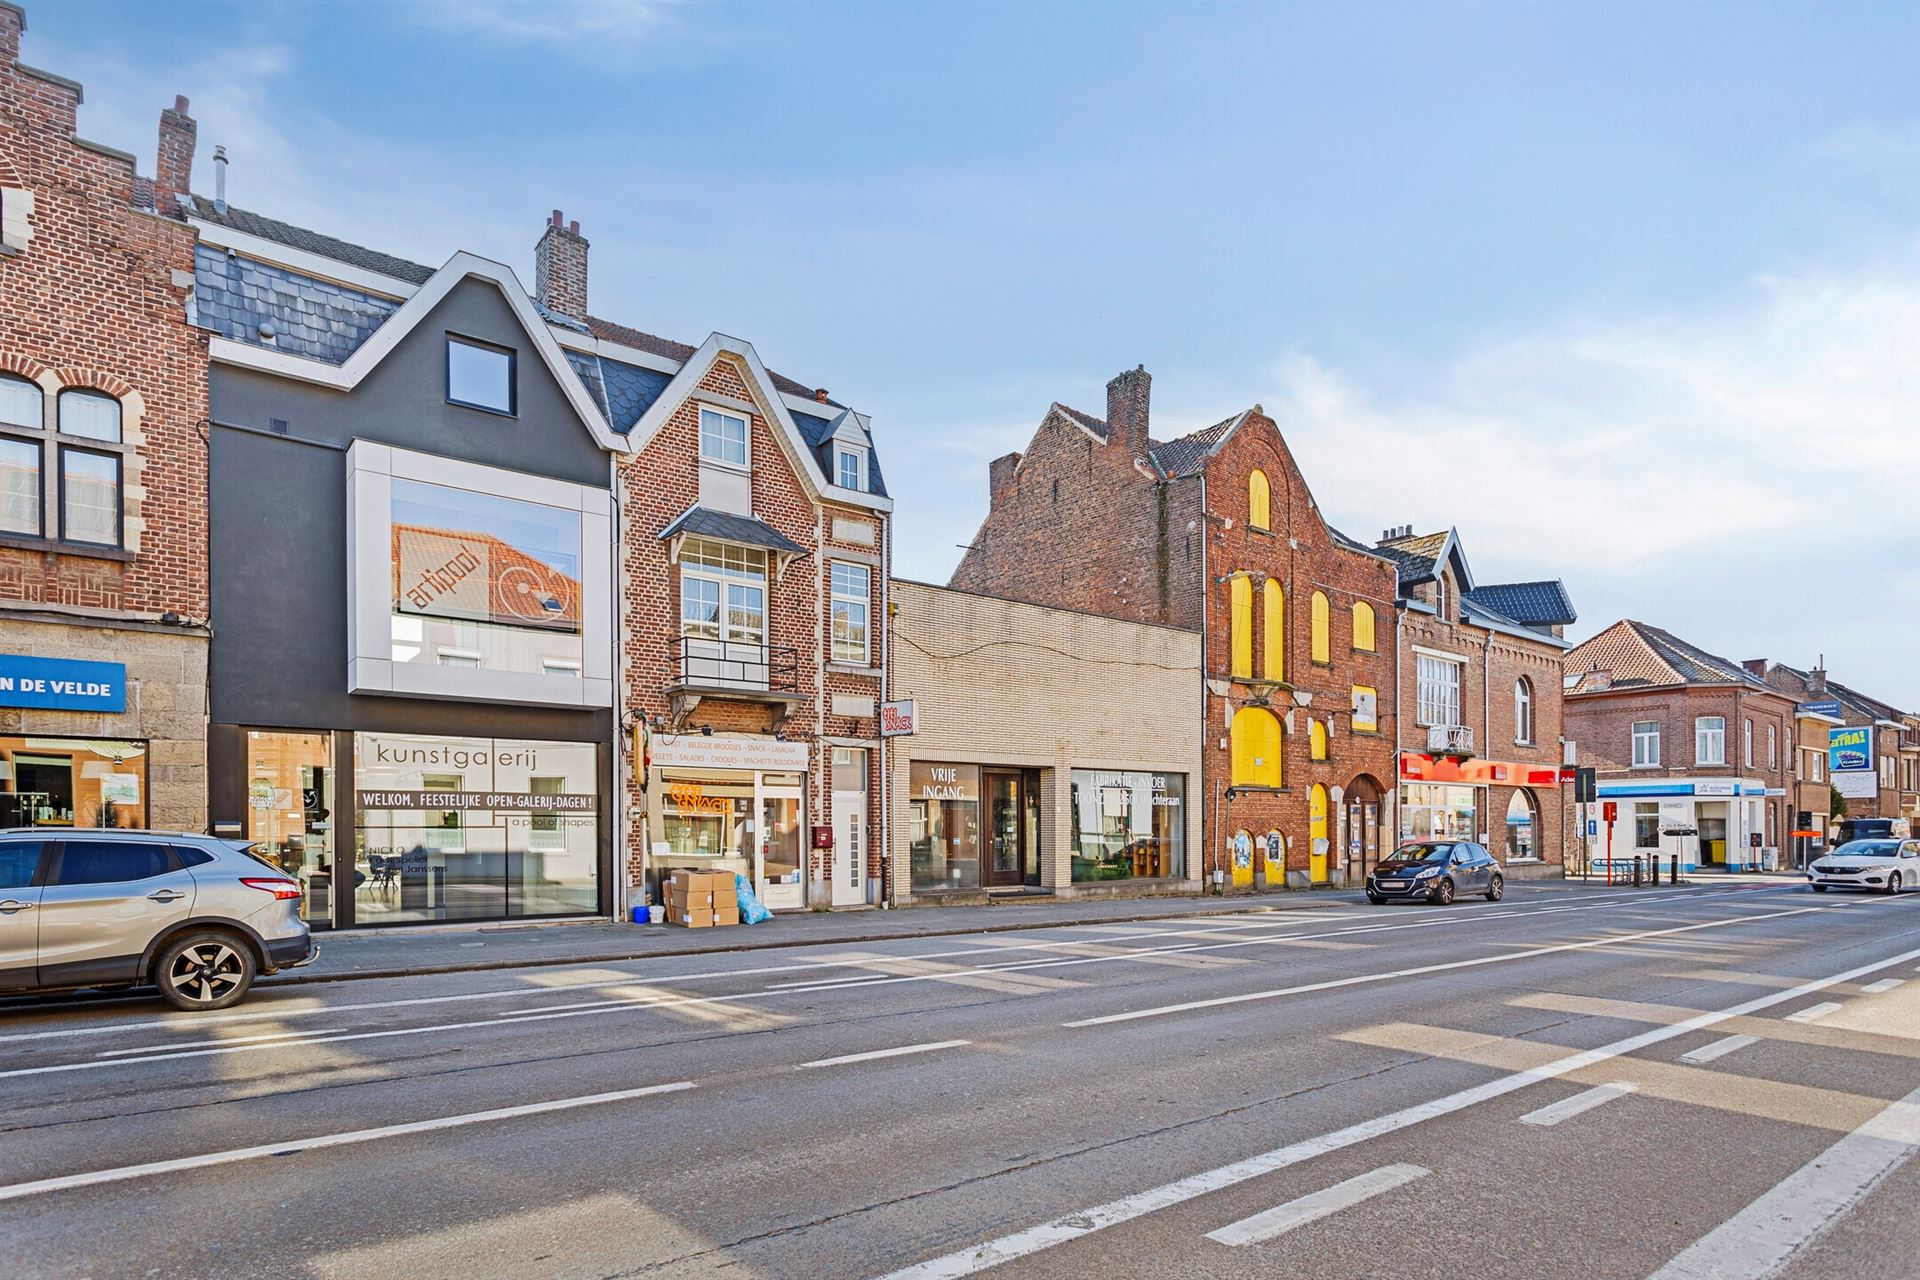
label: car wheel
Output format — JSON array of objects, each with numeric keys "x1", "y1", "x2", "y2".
[
  {"x1": 1486, "y1": 874, "x2": 1504, "y2": 902},
  {"x1": 154, "y1": 931, "x2": 256, "y2": 1012},
  {"x1": 1433, "y1": 878, "x2": 1455, "y2": 905},
  {"x1": 1811, "y1": 884, "x2": 1828, "y2": 893},
  {"x1": 1887, "y1": 872, "x2": 1903, "y2": 896}
]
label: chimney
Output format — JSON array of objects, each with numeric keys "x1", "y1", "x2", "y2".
[
  {"x1": 1743, "y1": 659, "x2": 1766, "y2": 677},
  {"x1": 0, "y1": 4, "x2": 22, "y2": 68},
  {"x1": 988, "y1": 452, "x2": 1021, "y2": 507},
  {"x1": 814, "y1": 388, "x2": 830, "y2": 403},
  {"x1": 1105, "y1": 365, "x2": 1151, "y2": 458},
  {"x1": 1811, "y1": 659, "x2": 1828, "y2": 698},
  {"x1": 212, "y1": 145, "x2": 228, "y2": 214},
  {"x1": 534, "y1": 209, "x2": 590, "y2": 321},
  {"x1": 155, "y1": 95, "x2": 196, "y2": 215}
]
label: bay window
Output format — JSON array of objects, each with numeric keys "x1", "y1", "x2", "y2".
[
  {"x1": 680, "y1": 537, "x2": 767, "y2": 687},
  {"x1": 1416, "y1": 653, "x2": 1462, "y2": 727}
]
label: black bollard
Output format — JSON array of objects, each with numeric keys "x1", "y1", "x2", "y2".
[{"x1": 1632, "y1": 855, "x2": 1644, "y2": 887}]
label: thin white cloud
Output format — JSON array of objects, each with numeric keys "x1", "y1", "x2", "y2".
[{"x1": 406, "y1": 0, "x2": 679, "y2": 51}]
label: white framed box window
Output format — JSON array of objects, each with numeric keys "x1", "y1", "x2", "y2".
[
  {"x1": 1632, "y1": 720, "x2": 1660, "y2": 767},
  {"x1": 699, "y1": 408, "x2": 748, "y2": 467},
  {"x1": 831, "y1": 561, "x2": 870, "y2": 663},
  {"x1": 1415, "y1": 653, "x2": 1462, "y2": 727},
  {"x1": 1695, "y1": 716, "x2": 1725, "y2": 766}
]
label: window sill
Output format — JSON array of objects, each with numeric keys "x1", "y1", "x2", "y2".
[
  {"x1": 446, "y1": 398, "x2": 517, "y2": 419},
  {"x1": 0, "y1": 532, "x2": 134, "y2": 561},
  {"x1": 827, "y1": 662, "x2": 881, "y2": 678}
]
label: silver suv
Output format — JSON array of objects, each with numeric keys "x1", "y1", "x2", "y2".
[{"x1": 0, "y1": 829, "x2": 316, "y2": 1011}]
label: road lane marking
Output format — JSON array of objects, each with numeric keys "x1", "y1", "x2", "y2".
[
  {"x1": 1785, "y1": 1001, "x2": 1843, "y2": 1024},
  {"x1": 95, "y1": 1028, "x2": 324, "y2": 1057},
  {"x1": 1679, "y1": 1034, "x2": 1759, "y2": 1065},
  {"x1": 0, "y1": 1081, "x2": 694, "y2": 1203},
  {"x1": 871, "y1": 943, "x2": 1920, "y2": 1280},
  {"x1": 1861, "y1": 978, "x2": 1905, "y2": 994},
  {"x1": 1517, "y1": 1082, "x2": 1637, "y2": 1127},
  {"x1": 1205, "y1": 1164, "x2": 1428, "y2": 1246},
  {"x1": 1063, "y1": 904, "x2": 1836, "y2": 1027},
  {"x1": 1644, "y1": 1082, "x2": 1920, "y2": 1280},
  {"x1": 796, "y1": 1040, "x2": 971, "y2": 1070}
]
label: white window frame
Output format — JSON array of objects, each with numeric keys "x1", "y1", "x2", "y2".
[
  {"x1": 541, "y1": 658, "x2": 582, "y2": 677},
  {"x1": 1514, "y1": 677, "x2": 1534, "y2": 745},
  {"x1": 836, "y1": 446, "x2": 864, "y2": 492},
  {"x1": 1631, "y1": 720, "x2": 1660, "y2": 768},
  {"x1": 1415, "y1": 652, "x2": 1463, "y2": 728},
  {"x1": 1766, "y1": 723, "x2": 1777, "y2": 769},
  {"x1": 1695, "y1": 716, "x2": 1726, "y2": 766},
  {"x1": 1743, "y1": 718, "x2": 1753, "y2": 768},
  {"x1": 698, "y1": 407, "x2": 749, "y2": 469},
  {"x1": 679, "y1": 538, "x2": 767, "y2": 648},
  {"x1": 830, "y1": 561, "x2": 871, "y2": 665},
  {"x1": 436, "y1": 647, "x2": 483, "y2": 668}
]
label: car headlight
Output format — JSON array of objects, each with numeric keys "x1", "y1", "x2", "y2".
[{"x1": 1414, "y1": 867, "x2": 1440, "y2": 880}]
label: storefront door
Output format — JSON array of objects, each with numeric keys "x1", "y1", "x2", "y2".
[
  {"x1": 983, "y1": 770, "x2": 1027, "y2": 888},
  {"x1": 832, "y1": 794, "x2": 867, "y2": 906},
  {"x1": 760, "y1": 786, "x2": 804, "y2": 911},
  {"x1": 245, "y1": 731, "x2": 335, "y2": 929}
]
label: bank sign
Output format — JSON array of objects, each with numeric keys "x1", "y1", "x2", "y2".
[{"x1": 0, "y1": 654, "x2": 126, "y2": 712}]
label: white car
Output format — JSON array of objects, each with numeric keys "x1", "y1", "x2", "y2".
[{"x1": 1808, "y1": 839, "x2": 1920, "y2": 894}]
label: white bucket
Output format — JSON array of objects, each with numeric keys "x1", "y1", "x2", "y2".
[{"x1": 647, "y1": 904, "x2": 665, "y2": 925}]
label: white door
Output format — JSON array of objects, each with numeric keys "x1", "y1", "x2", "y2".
[{"x1": 832, "y1": 795, "x2": 867, "y2": 907}]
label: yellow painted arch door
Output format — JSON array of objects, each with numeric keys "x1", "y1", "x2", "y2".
[{"x1": 1309, "y1": 784, "x2": 1329, "y2": 883}]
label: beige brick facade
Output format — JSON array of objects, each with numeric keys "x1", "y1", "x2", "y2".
[{"x1": 887, "y1": 579, "x2": 1201, "y2": 901}]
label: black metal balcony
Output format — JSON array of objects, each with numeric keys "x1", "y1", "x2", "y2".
[{"x1": 666, "y1": 637, "x2": 803, "y2": 729}]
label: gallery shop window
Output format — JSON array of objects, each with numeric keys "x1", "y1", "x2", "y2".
[
  {"x1": 1505, "y1": 789, "x2": 1537, "y2": 860},
  {"x1": 1230, "y1": 706, "x2": 1282, "y2": 787},
  {"x1": 1400, "y1": 783, "x2": 1477, "y2": 841},
  {"x1": 445, "y1": 336, "x2": 515, "y2": 415},
  {"x1": 1351, "y1": 601, "x2": 1375, "y2": 652},
  {"x1": 830, "y1": 562, "x2": 871, "y2": 663},
  {"x1": 245, "y1": 730, "x2": 336, "y2": 929},
  {"x1": 1263, "y1": 579, "x2": 1283, "y2": 680},
  {"x1": 1632, "y1": 720, "x2": 1660, "y2": 767},
  {"x1": 1070, "y1": 770, "x2": 1186, "y2": 882},
  {"x1": 1229, "y1": 574, "x2": 1252, "y2": 678},
  {"x1": 909, "y1": 761, "x2": 980, "y2": 892},
  {"x1": 353, "y1": 731, "x2": 599, "y2": 925},
  {"x1": 1311, "y1": 591, "x2": 1330, "y2": 664},
  {"x1": 389, "y1": 476, "x2": 582, "y2": 676},
  {"x1": 1514, "y1": 677, "x2": 1534, "y2": 745},
  {"x1": 1416, "y1": 653, "x2": 1462, "y2": 727},
  {"x1": 1695, "y1": 716, "x2": 1725, "y2": 766},
  {"x1": 699, "y1": 407, "x2": 748, "y2": 467},
  {"x1": 1248, "y1": 468, "x2": 1269, "y2": 531},
  {"x1": 0, "y1": 736, "x2": 148, "y2": 829}
]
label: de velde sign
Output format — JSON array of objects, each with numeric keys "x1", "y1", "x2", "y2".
[{"x1": 0, "y1": 654, "x2": 126, "y2": 713}]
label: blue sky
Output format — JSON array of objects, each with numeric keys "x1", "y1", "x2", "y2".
[{"x1": 30, "y1": 0, "x2": 1920, "y2": 703}]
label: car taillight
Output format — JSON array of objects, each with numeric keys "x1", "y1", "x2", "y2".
[{"x1": 241, "y1": 877, "x2": 303, "y2": 900}]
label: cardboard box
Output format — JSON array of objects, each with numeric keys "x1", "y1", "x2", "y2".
[{"x1": 673, "y1": 908, "x2": 716, "y2": 928}]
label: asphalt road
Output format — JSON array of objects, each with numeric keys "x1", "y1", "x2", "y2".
[{"x1": 1, "y1": 880, "x2": 1916, "y2": 1280}]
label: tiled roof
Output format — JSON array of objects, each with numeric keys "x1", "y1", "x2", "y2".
[
  {"x1": 188, "y1": 196, "x2": 434, "y2": 286},
  {"x1": 1375, "y1": 530, "x2": 1450, "y2": 586},
  {"x1": 1148, "y1": 414, "x2": 1239, "y2": 478},
  {"x1": 1054, "y1": 404, "x2": 1108, "y2": 438},
  {"x1": 1463, "y1": 580, "x2": 1576, "y2": 627},
  {"x1": 1570, "y1": 620, "x2": 1765, "y2": 691},
  {"x1": 659, "y1": 506, "x2": 807, "y2": 556},
  {"x1": 1774, "y1": 662, "x2": 1911, "y2": 720},
  {"x1": 585, "y1": 315, "x2": 823, "y2": 403},
  {"x1": 193, "y1": 243, "x2": 400, "y2": 365}
]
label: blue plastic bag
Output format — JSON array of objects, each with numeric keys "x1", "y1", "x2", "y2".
[{"x1": 735, "y1": 873, "x2": 773, "y2": 925}]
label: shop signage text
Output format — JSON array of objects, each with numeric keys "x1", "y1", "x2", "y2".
[
  {"x1": 880, "y1": 699, "x2": 917, "y2": 737},
  {"x1": 1692, "y1": 780, "x2": 1739, "y2": 797},
  {"x1": 368, "y1": 740, "x2": 545, "y2": 770},
  {"x1": 664, "y1": 782, "x2": 730, "y2": 817},
  {"x1": 1798, "y1": 700, "x2": 1843, "y2": 719},
  {"x1": 1398, "y1": 754, "x2": 1567, "y2": 786},
  {"x1": 652, "y1": 734, "x2": 809, "y2": 773},
  {"x1": 0, "y1": 654, "x2": 126, "y2": 713},
  {"x1": 914, "y1": 763, "x2": 976, "y2": 802},
  {"x1": 356, "y1": 789, "x2": 595, "y2": 812},
  {"x1": 1827, "y1": 726, "x2": 1870, "y2": 773}
]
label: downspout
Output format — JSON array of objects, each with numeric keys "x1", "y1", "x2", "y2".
[
  {"x1": 610, "y1": 453, "x2": 627, "y2": 924},
  {"x1": 1483, "y1": 625, "x2": 1493, "y2": 846},
  {"x1": 1199, "y1": 471, "x2": 1211, "y2": 891},
  {"x1": 881, "y1": 510, "x2": 894, "y2": 907}
]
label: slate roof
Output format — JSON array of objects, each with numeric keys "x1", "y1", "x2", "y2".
[
  {"x1": 1463, "y1": 580, "x2": 1576, "y2": 628},
  {"x1": 1770, "y1": 663, "x2": 1909, "y2": 720},
  {"x1": 1374, "y1": 530, "x2": 1450, "y2": 587},
  {"x1": 1570, "y1": 620, "x2": 1767, "y2": 691},
  {"x1": 1149, "y1": 415, "x2": 1240, "y2": 478},
  {"x1": 1054, "y1": 404, "x2": 1108, "y2": 438},
  {"x1": 193, "y1": 243, "x2": 401, "y2": 365},
  {"x1": 659, "y1": 506, "x2": 808, "y2": 557},
  {"x1": 188, "y1": 196, "x2": 435, "y2": 286}
]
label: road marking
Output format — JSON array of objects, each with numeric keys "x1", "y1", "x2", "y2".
[
  {"x1": 1785, "y1": 1001, "x2": 1843, "y2": 1024},
  {"x1": 95, "y1": 1028, "x2": 325, "y2": 1057},
  {"x1": 1517, "y1": 1082, "x2": 1637, "y2": 1127},
  {"x1": 797, "y1": 1040, "x2": 971, "y2": 1070},
  {"x1": 1644, "y1": 1082, "x2": 1920, "y2": 1280},
  {"x1": 0, "y1": 1080, "x2": 694, "y2": 1203},
  {"x1": 1679, "y1": 1034, "x2": 1759, "y2": 1065},
  {"x1": 1205, "y1": 1163, "x2": 1428, "y2": 1246},
  {"x1": 1861, "y1": 978, "x2": 1905, "y2": 994},
  {"x1": 1064, "y1": 904, "x2": 1835, "y2": 1027},
  {"x1": 872, "y1": 942, "x2": 1920, "y2": 1280}
]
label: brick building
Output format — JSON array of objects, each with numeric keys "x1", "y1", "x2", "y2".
[
  {"x1": 952, "y1": 367, "x2": 1397, "y2": 888},
  {"x1": 887, "y1": 579, "x2": 1201, "y2": 901},
  {"x1": 1372, "y1": 528, "x2": 1575, "y2": 875},
  {"x1": 1759, "y1": 660, "x2": 1918, "y2": 834},
  {"x1": 0, "y1": 4, "x2": 209, "y2": 832},
  {"x1": 1566, "y1": 621, "x2": 1794, "y2": 872}
]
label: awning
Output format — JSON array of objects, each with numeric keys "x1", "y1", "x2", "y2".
[{"x1": 659, "y1": 506, "x2": 807, "y2": 557}]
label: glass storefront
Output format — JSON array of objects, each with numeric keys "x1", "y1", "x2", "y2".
[
  {"x1": 1070, "y1": 770, "x2": 1186, "y2": 882},
  {"x1": 1505, "y1": 790, "x2": 1536, "y2": 860},
  {"x1": 245, "y1": 730, "x2": 335, "y2": 927},
  {"x1": 1400, "y1": 783, "x2": 1479, "y2": 843},
  {"x1": 0, "y1": 735, "x2": 147, "y2": 830},
  {"x1": 353, "y1": 731, "x2": 599, "y2": 924},
  {"x1": 910, "y1": 762, "x2": 981, "y2": 891},
  {"x1": 651, "y1": 769, "x2": 806, "y2": 911}
]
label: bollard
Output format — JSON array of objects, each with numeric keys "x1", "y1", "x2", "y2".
[
  {"x1": 1632, "y1": 855, "x2": 1644, "y2": 887},
  {"x1": 1670, "y1": 854, "x2": 1680, "y2": 885}
]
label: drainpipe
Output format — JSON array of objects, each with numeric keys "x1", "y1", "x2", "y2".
[
  {"x1": 880, "y1": 513, "x2": 894, "y2": 907},
  {"x1": 1483, "y1": 626, "x2": 1493, "y2": 845},
  {"x1": 1199, "y1": 471, "x2": 1212, "y2": 891},
  {"x1": 610, "y1": 456, "x2": 627, "y2": 925}
]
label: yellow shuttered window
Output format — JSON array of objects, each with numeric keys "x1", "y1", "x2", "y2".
[
  {"x1": 1262, "y1": 579, "x2": 1284, "y2": 682},
  {"x1": 1249, "y1": 469, "x2": 1270, "y2": 531},
  {"x1": 1311, "y1": 591, "x2": 1330, "y2": 664},
  {"x1": 1230, "y1": 574, "x2": 1252, "y2": 678},
  {"x1": 1231, "y1": 706, "x2": 1282, "y2": 788},
  {"x1": 1352, "y1": 601, "x2": 1375, "y2": 652},
  {"x1": 1310, "y1": 717, "x2": 1328, "y2": 761}
]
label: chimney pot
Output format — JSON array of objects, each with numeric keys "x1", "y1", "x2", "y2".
[
  {"x1": 212, "y1": 144, "x2": 228, "y2": 214},
  {"x1": 175, "y1": 95, "x2": 189, "y2": 113},
  {"x1": 814, "y1": 388, "x2": 829, "y2": 403},
  {"x1": 551, "y1": 209, "x2": 564, "y2": 227},
  {"x1": 1105, "y1": 365, "x2": 1152, "y2": 459}
]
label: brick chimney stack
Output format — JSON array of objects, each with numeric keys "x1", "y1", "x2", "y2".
[
  {"x1": 535, "y1": 209, "x2": 589, "y2": 321},
  {"x1": 155, "y1": 95, "x2": 196, "y2": 215},
  {"x1": 1106, "y1": 365, "x2": 1151, "y2": 459},
  {"x1": 0, "y1": 4, "x2": 23, "y2": 67},
  {"x1": 988, "y1": 452, "x2": 1021, "y2": 506},
  {"x1": 1811, "y1": 661, "x2": 1828, "y2": 698},
  {"x1": 1743, "y1": 659, "x2": 1767, "y2": 677}
]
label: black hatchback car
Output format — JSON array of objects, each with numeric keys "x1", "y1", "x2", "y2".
[{"x1": 1366, "y1": 841, "x2": 1504, "y2": 905}]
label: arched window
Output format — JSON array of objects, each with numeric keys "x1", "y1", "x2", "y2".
[
  {"x1": 58, "y1": 388, "x2": 122, "y2": 442},
  {"x1": 1352, "y1": 600, "x2": 1375, "y2": 652},
  {"x1": 1505, "y1": 790, "x2": 1536, "y2": 860},
  {"x1": 0, "y1": 374, "x2": 45, "y2": 538},
  {"x1": 1435, "y1": 575, "x2": 1451, "y2": 622},
  {"x1": 1514, "y1": 677, "x2": 1534, "y2": 744},
  {"x1": 1311, "y1": 591, "x2": 1330, "y2": 665},
  {"x1": 1231, "y1": 706, "x2": 1282, "y2": 788},
  {"x1": 1308, "y1": 783, "x2": 1329, "y2": 881},
  {"x1": 1229, "y1": 574, "x2": 1252, "y2": 678},
  {"x1": 1309, "y1": 717, "x2": 1328, "y2": 761},
  {"x1": 1262, "y1": 579, "x2": 1284, "y2": 681},
  {"x1": 54, "y1": 389, "x2": 123, "y2": 547},
  {"x1": 0, "y1": 373, "x2": 43, "y2": 429},
  {"x1": 1248, "y1": 469, "x2": 1270, "y2": 531}
]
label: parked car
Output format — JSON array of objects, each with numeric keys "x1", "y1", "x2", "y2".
[
  {"x1": 1807, "y1": 839, "x2": 1920, "y2": 894},
  {"x1": 0, "y1": 829, "x2": 316, "y2": 1010},
  {"x1": 1367, "y1": 841, "x2": 1504, "y2": 905}
]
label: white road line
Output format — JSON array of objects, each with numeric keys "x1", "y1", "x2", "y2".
[
  {"x1": 1861, "y1": 977, "x2": 1905, "y2": 994},
  {"x1": 95, "y1": 1028, "x2": 324, "y2": 1057},
  {"x1": 1063, "y1": 904, "x2": 1834, "y2": 1027},
  {"x1": 1679, "y1": 1034, "x2": 1759, "y2": 1065},
  {"x1": 1785, "y1": 1001, "x2": 1843, "y2": 1024},
  {"x1": 872, "y1": 943, "x2": 1920, "y2": 1280},
  {"x1": 1644, "y1": 1083, "x2": 1920, "y2": 1280},
  {"x1": 1517, "y1": 1082, "x2": 1638, "y2": 1127},
  {"x1": 796, "y1": 1040, "x2": 971, "y2": 1070},
  {"x1": 0, "y1": 1080, "x2": 694, "y2": 1203},
  {"x1": 1205, "y1": 1163, "x2": 1428, "y2": 1246}
]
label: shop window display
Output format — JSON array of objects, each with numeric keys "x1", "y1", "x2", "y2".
[
  {"x1": 909, "y1": 762, "x2": 981, "y2": 891},
  {"x1": 0, "y1": 736, "x2": 147, "y2": 830},
  {"x1": 1070, "y1": 770, "x2": 1186, "y2": 882}
]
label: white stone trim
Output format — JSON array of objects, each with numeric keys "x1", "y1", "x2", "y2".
[{"x1": 190, "y1": 219, "x2": 418, "y2": 301}]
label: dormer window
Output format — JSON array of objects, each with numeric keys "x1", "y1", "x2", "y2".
[
  {"x1": 837, "y1": 446, "x2": 863, "y2": 491},
  {"x1": 699, "y1": 408, "x2": 748, "y2": 467},
  {"x1": 446, "y1": 336, "x2": 515, "y2": 416}
]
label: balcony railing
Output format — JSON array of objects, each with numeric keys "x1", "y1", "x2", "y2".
[
  {"x1": 672, "y1": 637, "x2": 799, "y2": 693},
  {"x1": 1426, "y1": 724, "x2": 1474, "y2": 756}
]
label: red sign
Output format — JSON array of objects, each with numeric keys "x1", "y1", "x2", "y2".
[
  {"x1": 1603, "y1": 801, "x2": 1618, "y2": 822},
  {"x1": 1398, "y1": 754, "x2": 1567, "y2": 786}
]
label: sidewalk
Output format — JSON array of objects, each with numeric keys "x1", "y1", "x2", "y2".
[{"x1": 267, "y1": 891, "x2": 1362, "y2": 988}]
